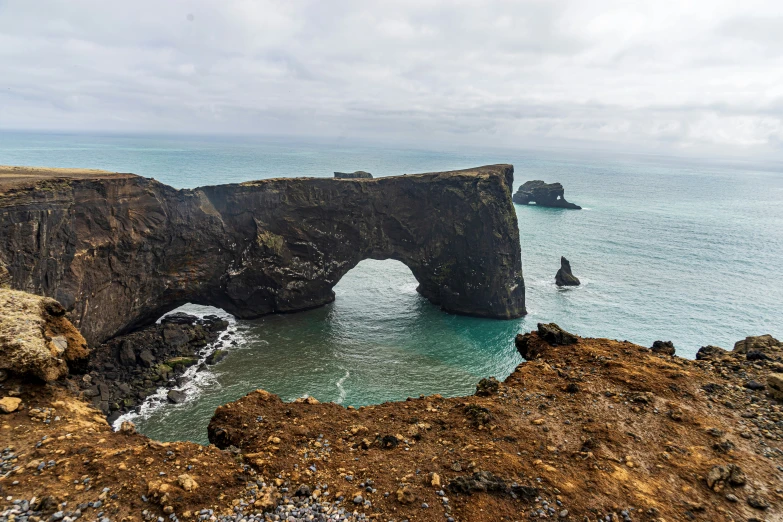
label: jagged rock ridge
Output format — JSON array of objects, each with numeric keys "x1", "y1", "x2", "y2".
[
  {"x1": 0, "y1": 165, "x2": 525, "y2": 344},
  {"x1": 512, "y1": 180, "x2": 581, "y2": 209}
]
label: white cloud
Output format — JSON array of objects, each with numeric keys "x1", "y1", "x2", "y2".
[{"x1": 0, "y1": 0, "x2": 782, "y2": 157}]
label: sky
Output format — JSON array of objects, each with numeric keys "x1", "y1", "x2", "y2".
[{"x1": 1, "y1": 0, "x2": 782, "y2": 158}]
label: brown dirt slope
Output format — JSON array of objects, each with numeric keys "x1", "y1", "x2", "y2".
[
  {"x1": 1, "y1": 327, "x2": 781, "y2": 522},
  {"x1": 208, "y1": 330, "x2": 783, "y2": 521}
]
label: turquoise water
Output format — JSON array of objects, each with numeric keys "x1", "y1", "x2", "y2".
[{"x1": 2, "y1": 130, "x2": 782, "y2": 443}]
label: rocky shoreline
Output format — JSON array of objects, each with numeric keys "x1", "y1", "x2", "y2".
[{"x1": 74, "y1": 312, "x2": 232, "y2": 425}]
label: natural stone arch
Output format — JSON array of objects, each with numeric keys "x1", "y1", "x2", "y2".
[{"x1": 0, "y1": 165, "x2": 526, "y2": 344}]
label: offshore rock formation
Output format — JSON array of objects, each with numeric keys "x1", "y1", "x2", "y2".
[
  {"x1": 0, "y1": 288, "x2": 88, "y2": 381},
  {"x1": 555, "y1": 256, "x2": 580, "y2": 286},
  {"x1": 512, "y1": 180, "x2": 581, "y2": 209},
  {"x1": 0, "y1": 165, "x2": 525, "y2": 344},
  {"x1": 333, "y1": 171, "x2": 372, "y2": 179}
]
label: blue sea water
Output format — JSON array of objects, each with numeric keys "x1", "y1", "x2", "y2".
[{"x1": 2, "y1": 130, "x2": 782, "y2": 443}]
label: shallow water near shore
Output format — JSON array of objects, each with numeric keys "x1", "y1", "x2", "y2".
[{"x1": 2, "y1": 131, "x2": 782, "y2": 443}]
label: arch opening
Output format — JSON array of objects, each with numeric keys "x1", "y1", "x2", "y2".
[{"x1": 331, "y1": 259, "x2": 427, "y2": 317}]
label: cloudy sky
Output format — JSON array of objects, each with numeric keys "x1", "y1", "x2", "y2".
[{"x1": 1, "y1": 0, "x2": 782, "y2": 157}]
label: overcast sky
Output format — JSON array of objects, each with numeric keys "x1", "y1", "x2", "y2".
[{"x1": 1, "y1": 0, "x2": 782, "y2": 157}]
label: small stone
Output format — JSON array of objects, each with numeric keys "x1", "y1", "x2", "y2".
[
  {"x1": 177, "y1": 474, "x2": 199, "y2": 492},
  {"x1": 559, "y1": 510, "x2": 569, "y2": 518},
  {"x1": 396, "y1": 486, "x2": 416, "y2": 504},
  {"x1": 747, "y1": 496, "x2": 770, "y2": 510},
  {"x1": 353, "y1": 495, "x2": 363, "y2": 504}
]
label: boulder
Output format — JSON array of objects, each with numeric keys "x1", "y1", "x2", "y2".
[
  {"x1": 167, "y1": 390, "x2": 187, "y2": 404},
  {"x1": 512, "y1": 180, "x2": 581, "y2": 209},
  {"x1": 651, "y1": 340, "x2": 676, "y2": 356},
  {"x1": 138, "y1": 349, "x2": 156, "y2": 367},
  {"x1": 516, "y1": 323, "x2": 578, "y2": 360},
  {"x1": 537, "y1": 323, "x2": 579, "y2": 346},
  {"x1": 475, "y1": 377, "x2": 500, "y2": 396},
  {"x1": 160, "y1": 312, "x2": 198, "y2": 325},
  {"x1": 162, "y1": 325, "x2": 190, "y2": 348},
  {"x1": 205, "y1": 349, "x2": 228, "y2": 365},
  {"x1": 334, "y1": 171, "x2": 372, "y2": 179},
  {"x1": 555, "y1": 257, "x2": 580, "y2": 286},
  {"x1": 118, "y1": 340, "x2": 136, "y2": 366},
  {"x1": 0, "y1": 396, "x2": 22, "y2": 413},
  {"x1": 0, "y1": 288, "x2": 89, "y2": 381},
  {"x1": 695, "y1": 345, "x2": 728, "y2": 360}
]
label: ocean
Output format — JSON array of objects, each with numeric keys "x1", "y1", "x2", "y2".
[{"x1": 2, "y1": 130, "x2": 782, "y2": 443}]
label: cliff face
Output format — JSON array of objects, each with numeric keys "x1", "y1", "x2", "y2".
[{"x1": 0, "y1": 165, "x2": 525, "y2": 344}]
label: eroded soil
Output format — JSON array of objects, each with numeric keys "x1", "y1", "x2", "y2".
[{"x1": 1, "y1": 331, "x2": 781, "y2": 521}]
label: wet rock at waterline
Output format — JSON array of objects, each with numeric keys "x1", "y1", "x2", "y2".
[
  {"x1": 555, "y1": 256, "x2": 580, "y2": 286},
  {"x1": 512, "y1": 180, "x2": 581, "y2": 209},
  {"x1": 167, "y1": 389, "x2": 187, "y2": 404}
]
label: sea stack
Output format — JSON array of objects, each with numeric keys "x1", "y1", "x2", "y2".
[
  {"x1": 513, "y1": 180, "x2": 581, "y2": 209},
  {"x1": 334, "y1": 171, "x2": 373, "y2": 179},
  {"x1": 555, "y1": 256, "x2": 580, "y2": 286}
]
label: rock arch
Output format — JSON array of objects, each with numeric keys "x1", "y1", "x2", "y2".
[{"x1": 0, "y1": 165, "x2": 526, "y2": 344}]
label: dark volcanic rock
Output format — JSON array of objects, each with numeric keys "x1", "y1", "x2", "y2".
[
  {"x1": 696, "y1": 345, "x2": 729, "y2": 360},
  {"x1": 167, "y1": 389, "x2": 187, "y2": 404},
  {"x1": 334, "y1": 171, "x2": 373, "y2": 179},
  {"x1": 555, "y1": 256, "x2": 580, "y2": 286},
  {"x1": 80, "y1": 314, "x2": 229, "y2": 419},
  {"x1": 512, "y1": 180, "x2": 581, "y2": 209},
  {"x1": 448, "y1": 471, "x2": 537, "y2": 500},
  {"x1": 0, "y1": 165, "x2": 525, "y2": 344},
  {"x1": 516, "y1": 323, "x2": 579, "y2": 360},
  {"x1": 651, "y1": 340, "x2": 676, "y2": 356}
]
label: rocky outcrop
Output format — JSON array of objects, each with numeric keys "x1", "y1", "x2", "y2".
[
  {"x1": 651, "y1": 340, "x2": 676, "y2": 355},
  {"x1": 334, "y1": 171, "x2": 372, "y2": 179},
  {"x1": 0, "y1": 288, "x2": 88, "y2": 381},
  {"x1": 515, "y1": 322, "x2": 579, "y2": 360},
  {"x1": 733, "y1": 335, "x2": 782, "y2": 359},
  {"x1": 512, "y1": 180, "x2": 581, "y2": 209},
  {"x1": 0, "y1": 165, "x2": 525, "y2": 344},
  {"x1": 554, "y1": 256, "x2": 580, "y2": 286}
]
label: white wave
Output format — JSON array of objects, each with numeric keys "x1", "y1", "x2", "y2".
[
  {"x1": 112, "y1": 306, "x2": 243, "y2": 430},
  {"x1": 335, "y1": 369, "x2": 350, "y2": 404}
]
